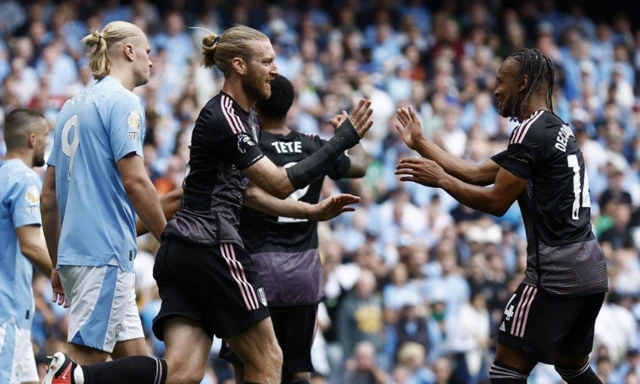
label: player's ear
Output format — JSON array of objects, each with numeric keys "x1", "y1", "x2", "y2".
[
  {"x1": 28, "y1": 132, "x2": 36, "y2": 148},
  {"x1": 519, "y1": 74, "x2": 529, "y2": 92},
  {"x1": 232, "y1": 57, "x2": 246, "y2": 75},
  {"x1": 124, "y1": 43, "x2": 135, "y2": 61}
]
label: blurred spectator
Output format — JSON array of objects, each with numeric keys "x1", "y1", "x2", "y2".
[
  {"x1": 343, "y1": 341, "x2": 389, "y2": 384},
  {"x1": 337, "y1": 270, "x2": 385, "y2": 357}
]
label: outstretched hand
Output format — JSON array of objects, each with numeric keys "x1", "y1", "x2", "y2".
[
  {"x1": 330, "y1": 98, "x2": 374, "y2": 138},
  {"x1": 395, "y1": 157, "x2": 447, "y2": 188},
  {"x1": 395, "y1": 106, "x2": 425, "y2": 150},
  {"x1": 309, "y1": 194, "x2": 361, "y2": 221}
]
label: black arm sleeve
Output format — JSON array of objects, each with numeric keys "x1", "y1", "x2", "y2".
[
  {"x1": 286, "y1": 119, "x2": 360, "y2": 190},
  {"x1": 316, "y1": 137, "x2": 352, "y2": 180}
]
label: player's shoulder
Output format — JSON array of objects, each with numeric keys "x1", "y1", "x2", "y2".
[
  {"x1": 199, "y1": 92, "x2": 252, "y2": 135},
  {"x1": 1, "y1": 159, "x2": 33, "y2": 177},
  {"x1": 0, "y1": 160, "x2": 40, "y2": 196},
  {"x1": 95, "y1": 77, "x2": 142, "y2": 107},
  {"x1": 509, "y1": 110, "x2": 556, "y2": 147}
]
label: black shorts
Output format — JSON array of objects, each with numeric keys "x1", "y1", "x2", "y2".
[
  {"x1": 220, "y1": 304, "x2": 318, "y2": 373},
  {"x1": 498, "y1": 283, "x2": 605, "y2": 364},
  {"x1": 152, "y1": 234, "x2": 270, "y2": 340}
]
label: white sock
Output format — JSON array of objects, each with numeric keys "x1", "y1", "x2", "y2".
[{"x1": 74, "y1": 366, "x2": 85, "y2": 384}]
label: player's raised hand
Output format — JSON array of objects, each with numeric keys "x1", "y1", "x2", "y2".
[
  {"x1": 329, "y1": 112, "x2": 347, "y2": 129},
  {"x1": 396, "y1": 106, "x2": 425, "y2": 150},
  {"x1": 309, "y1": 194, "x2": 361, "y2": 221},
  {"x1": 331, "y1": 99, "x2": 374, "y2": 138},
  {"x1": 395, "y1": 157, "x2": 446, "y2": 188},
  {"x1": 51, "y1": 269, "x2": 69, "y2": 308}
]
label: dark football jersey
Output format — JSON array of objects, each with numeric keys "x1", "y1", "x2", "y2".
[
  {"x1": 239, "y1": 130, "x2": 351, "y2": 306},
  {"x1": 491, "y1": 110, "x2": 608, "y2": 296},
  {"x1": 164, "y1": 92, "x2": 264, "y2": 246}
]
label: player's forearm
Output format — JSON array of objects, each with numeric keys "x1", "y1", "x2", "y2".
[
  {"x1": 21, "y1": 240, "x2": 53, "y2": 277},
  {"x1": 40, "y1": 192, "x2": 60, "y2": 268},
  {"x1": 246, "y1": 165, "x2": 296, "y2": 199},
  {"x1": 439, "y1": 174, "x2": 508, "y2": 216},
  {"x1": 414, "y1": 138, "x2": 489, "y2": 186},
  {"x1": 346, "y1": 143, "x2": 367, "y2": 178},
  {"x1": 124, "y1": 177, "x2": 167, "y2": 241},
  {"x1": 136, "y1": 187, "x2": 183, "y2": 237},
  {"x1": 244, "y1": 184, "x2": 312, "y2": 219}
]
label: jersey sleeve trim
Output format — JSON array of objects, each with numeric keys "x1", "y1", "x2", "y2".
[
  {"x1": 220, "y1": 95, "x2": 247, "y2": 135},
  {"x1": 491, "y1": 150, "x2": 508, "y2": 166},
  {"x1": 500, "y1": 158, "x2": 530, "y2": 180},
  {"x1": 510, "y1": 110, "x2": 545, "y2": 145}
]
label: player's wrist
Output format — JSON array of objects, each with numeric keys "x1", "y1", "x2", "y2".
[
  {"x1": 438, "y1": 172, "x2": 455, "y2": 190},
  {"x1": 413, "y1": 137, "x2": 430, "y2": 156},
  {"x1": 305, "y1": 203, "x2": 319, "y2": 220}
]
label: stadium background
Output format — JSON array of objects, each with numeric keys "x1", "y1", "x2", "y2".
[{"x1": 2, "y1": 0, "x2": 640, "y2": 383}]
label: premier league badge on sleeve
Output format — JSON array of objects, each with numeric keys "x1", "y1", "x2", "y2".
[
  {"x1": 128, "y1": 111, "x2": 141, "y2": 130},
  {"x1": 237, "y1": 133, "x2": 255, "y2": 154},
  {"x1": 25, "y1": 185, "x2": 39, "y2": 205}
]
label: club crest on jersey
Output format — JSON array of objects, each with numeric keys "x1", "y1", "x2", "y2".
[
  {"x1": 257, "y1": 287, "x2": 267, "y2": 306},
  {"x1": 128, "y1": 110, "x2": 141, "y2": 131},
  {"x1": 237, "y1": 133, "x2": 255, "y2": 154},
  {"x1": 25, "y1": 185, "x2": 39, "y2": 205}
]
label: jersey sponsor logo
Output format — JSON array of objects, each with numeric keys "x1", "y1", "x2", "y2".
[
  {"x1": 25, "y1": 185, "x2": 39, "y2": 205},
  {"x1": 257, "y1": 287, "x2": 267, "y2": 306},
  {"x1": 128, "y1": 110, "x2": 141, "y2": 131},
  {"x1": 237, "y1": 133, "x2": 256, "y2": 154},
  {"x1": 555, "y1": 124, "x2": 574, "y2": 153}
]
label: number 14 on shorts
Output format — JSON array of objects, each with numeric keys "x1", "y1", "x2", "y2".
[
  {"x1": 501, "y1": 286, "x2": 538, "y2": 338},
  {"x1": 503, "y1": 293, "x2": 516, "y2": 321}
]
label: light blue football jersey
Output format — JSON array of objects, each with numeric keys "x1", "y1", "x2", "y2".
[
  {"x1": 48, "y1": 76, "x2": 145, "y2": 273},
  {"x1": 0, "y1": 159, "x2": 42, "y2": 329}
]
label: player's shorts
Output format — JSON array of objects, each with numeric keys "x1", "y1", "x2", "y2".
[
  {"x1": 220, "y1": 304, "x2": 318, "y2": 373},
  {"x1": 58, "y1": 265, "x2": 144, "y2": 353},
  {"x1": 0, "y1": 318, "x2": 39, "y2": 384},
  {"x1": 498, "y1": 282, "x2": 605, "y2": 364},
  {"x1": 152, "y1": 234, "x2": 270, "y2": 340}
]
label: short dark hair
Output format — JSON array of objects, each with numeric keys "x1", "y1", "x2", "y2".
[
  {"x1": 4, "y1": 108, "x2": 45, "y2": 150},
  {"x1": 255, "y1": 74, "x2": 295, "y2": 119},
  {"x1": 507, "y1": 48, "x2": 555, "y2": 120}
]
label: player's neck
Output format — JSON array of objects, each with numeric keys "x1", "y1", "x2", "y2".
[
  {"x1": 517, "y1": 94, "x2": 549, "y2": 122},
  {"x1": 107, "y1": 68, "x2": 136, "y2": 91},
  {"x1": 221, "y1": 80, "x2": 255, "y2": 112},
  {"x1": 261, "y1": 119, "x2": 290, "y2": 135},
  {"x1": 4, "y1": 149, "x2": 33, "y2": 168}
]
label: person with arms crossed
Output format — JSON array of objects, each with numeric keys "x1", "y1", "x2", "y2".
[
  {"x1": 44, "y1": 25, "x2": 373, "y2": 384},
  {"x1": 219, "y1": 74, "x2": 367, "y2": 384},
  {"x1": 39, "y1": 21, "x2": 167, "y2": 370},
  {"x1": 394, "y1": 48, "x2": 608, "y2": 384},
  {"x1": 0, "y1": 109, "x2": 54, "y2": 384}
]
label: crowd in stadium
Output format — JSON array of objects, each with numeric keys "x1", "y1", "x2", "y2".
[{"x1": 2, "y1": 0, "x2": 640, "y2": 383}]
